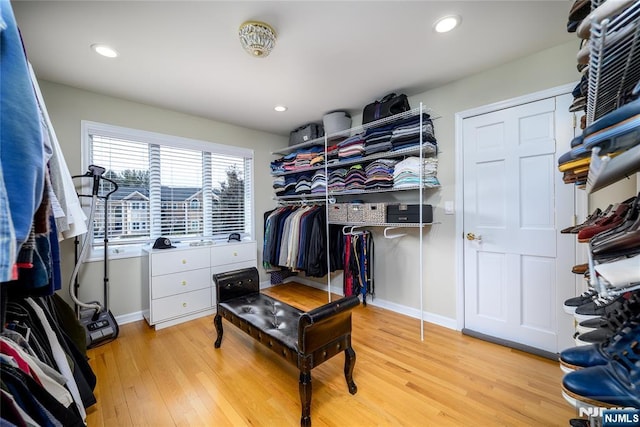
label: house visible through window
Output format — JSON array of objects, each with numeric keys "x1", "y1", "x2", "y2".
[{"x1": 81, "y1": 121, "x2": 254, "y2": 255}]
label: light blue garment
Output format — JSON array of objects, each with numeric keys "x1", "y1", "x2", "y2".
[
  {"x1": 0, "y1": 161, "x2": 16, "y2": 281},
  {"x1": 0, "y1": 0, "x2": 45, "y2": 250}
]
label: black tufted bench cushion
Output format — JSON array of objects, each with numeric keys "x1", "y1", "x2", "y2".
[{"x1": 213, "y1": 267, "x2": 359, "y2": 427}]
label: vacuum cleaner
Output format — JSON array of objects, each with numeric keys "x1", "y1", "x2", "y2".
[{"x1": 71, "y1": 165, "x2": 120, "y2": 349}]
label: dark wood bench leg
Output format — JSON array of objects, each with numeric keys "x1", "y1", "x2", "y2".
[
  {"x1": 299, "y1": 371, "x2": 312, "y2": 427},
  {"x1": 214, "y1": 314, "x2": 223, "y2": 348},
  {"x1": 344, "y1": 346, "x2": 357, "y2": 394}
]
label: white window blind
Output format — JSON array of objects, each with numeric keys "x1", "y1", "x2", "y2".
[{"x1": 83, "y1": 123, "x2": 253, "y2": 250}]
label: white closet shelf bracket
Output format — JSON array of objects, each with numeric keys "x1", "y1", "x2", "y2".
[
  {"x1": 383, "y1": 226, "x2": 408, "y2": 239},
  {"x1": 342, "y1": 225, "x2": 367, "y2": 235},
  {"x1": 586, "y1": 144, "x2": 640, "y2": 193}
]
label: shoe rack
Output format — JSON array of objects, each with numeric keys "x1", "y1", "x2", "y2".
[{"x1": 559, "y1": 1, "x2": 640, "y2": 425}]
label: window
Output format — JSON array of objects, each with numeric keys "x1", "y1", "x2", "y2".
[{"x1": 81, "y1": 121, "x2": 254, "y2": 257}]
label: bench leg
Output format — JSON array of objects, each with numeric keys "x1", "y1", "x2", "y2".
[
  {"x1": 344, "y1": 347, "x2": 357, "y2": 394},
  {"x1": 299, "y1": 371, "x2": 312, "y2": 427},
  {"x1": 214, "y1": 314, "x2": 223, "y2": 348}
]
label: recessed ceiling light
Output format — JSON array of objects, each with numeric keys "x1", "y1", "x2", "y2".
[
  {"x1": 434, "y1": 15, "x2": 461, "y2": 33},
  {"x1": 274, "y1": 105, "x2": 287, "y2": 112},
  {"x1": 91, "y1": 43, "x2": 119, "y2": 58}
]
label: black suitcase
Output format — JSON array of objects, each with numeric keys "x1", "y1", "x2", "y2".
[{"x1": 289, "y1": 123, "x2": 324, "y2": 146}]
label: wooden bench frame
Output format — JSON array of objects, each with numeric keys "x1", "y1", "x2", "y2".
[{"x1": 213, "y1": 267, "x2": 359, "y2": 426}]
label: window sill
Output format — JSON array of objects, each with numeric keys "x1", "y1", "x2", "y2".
[{"x1": 85, "y1": 244, "x2": 145, "y2": 262}]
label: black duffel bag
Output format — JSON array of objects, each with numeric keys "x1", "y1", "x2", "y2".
[
  {"x1": 289, "y1": 123, "x2": 324, "y2": 146},
  {"x1": 362, "y1": 93, "x2": 411, "y2": 124}
]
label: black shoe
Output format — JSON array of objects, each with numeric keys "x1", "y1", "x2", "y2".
[
  {"x1": 574, "y1": 294, "x2": 627, "y2": 322},
  {"x1": 569, "y1": 418, "x2": 589, "y2": 427},
  {"x1": 577, "y1": 316, "x2": 605, "y2": 334},
  {"x1": 563, "y1": 288, "x2": 598, "y2": 314},
  {"x1": 576, "y1": 296, "x2": 640, "y2": 344}
]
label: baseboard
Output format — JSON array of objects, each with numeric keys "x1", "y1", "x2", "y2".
[
  {"x1": 462, "y1": 328, "x2": 559, "y2": 361},
  {"x1": 278, "y1": 279, "x2": 457, "y2": 331},
  {"x1": 115, "y1": 310, "x2": 144, "y2": 325}
]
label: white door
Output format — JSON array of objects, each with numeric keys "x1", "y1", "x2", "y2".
[{"x1": 463, "y1": 94, "x2": 576, "y2": 353}]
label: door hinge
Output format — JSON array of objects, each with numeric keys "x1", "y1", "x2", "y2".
[{"x1": 572, "y1": 113, "x2": 577, "y2": 129}]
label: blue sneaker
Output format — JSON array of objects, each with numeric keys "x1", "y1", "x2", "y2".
[
  {"x1": 562, "y1": 335, "x2": 640, "y2": 408},
  {"x1": 560, "y1": 321, "x2": 640, "y2": 373}
]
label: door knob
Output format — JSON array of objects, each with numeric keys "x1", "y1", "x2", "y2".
[{"x1": 466, "y1": 232, "x2": 482, "y2": 242}]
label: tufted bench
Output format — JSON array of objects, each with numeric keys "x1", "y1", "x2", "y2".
[{"x1": 213, "y1": 267, "x2": 359, "y2": 427}]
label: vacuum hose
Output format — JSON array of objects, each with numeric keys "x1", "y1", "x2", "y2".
[{"x1": 68, "y1": 194, "x2": 102, "y2": 315}]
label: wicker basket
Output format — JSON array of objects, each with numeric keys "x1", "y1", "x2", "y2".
[
  {"x1": 347, "y1": 203, "x2": 365, "y2": 223},
  {"x1": 363, "y1": 203, "x2": 386, "y2": 223},
  {"x1": 327, "y1": 203, "x2": 348, "y2": 222}
]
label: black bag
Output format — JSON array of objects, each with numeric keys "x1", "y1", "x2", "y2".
[
  {"x1": 289, "y1": 123, "x2": 324, "y2": 146},
  {"x1": 362, "y1": 93, "x2": 411, "y2": 124}
]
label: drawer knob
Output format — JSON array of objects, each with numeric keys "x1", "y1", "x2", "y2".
[
  {"x1": 181, "y1": 280, "x2": 187, "y2": 286},
  {"x1": 182, "y1": 302, "x2": 187, "y2": 308},
  {"x1": 182, "y1": 259, "x2": 187, "y2": 264}
]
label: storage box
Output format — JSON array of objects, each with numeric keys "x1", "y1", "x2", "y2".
[
  {"x1": 327, "y1": 203, "x2": 348, "y2": 222},
  {"x1": 347, "y1": 203, "x2": 365, "y2": 223},
  {"x1": 363, "y1": 203, "x2": 386, "y2": 223},
  {"x1": 386, "y1": 204, "x2": 433, "y2": 224}
]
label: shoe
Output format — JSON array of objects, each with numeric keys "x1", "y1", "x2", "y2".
[
  {"x1": 561, "y1": 207, "x2": 604, "y2": 234},
  {"x1": 577, "y1": 316, "x2": 605, "y2": 334},
  {"x1": 560, "y1": 321, "x2": 640, "y2": 373},
  {"x1": 583, "y1": 97, "x2": 640, "y2": 155},
  {"x1": 576, "y1": 326, "x2": 617, "y2": 345},
  {"x1": 594, "y1": 254, "x2": 640, "y2": 289},
  {"x1": 563, "y1": 288, "x2": 598, "y2": 314},
  {"x1": 569, "y1": 96, "x2": 587, "y2": 113},
  {"x1": 576, "y1": 0, "x2": 637, "y2": 40},
  {"x1": 590, "y1": 195, "x2": 639, "y2": 247},
  {"x1": 562, "y1": 336, "x2": 640, "y2": 408},
  {"x1": 571, "y1": 263, "x2": 589, "y2": 274},
  {"x1": 574, "y1": 294, "x2": 627, "y2": 322},
  {"x1": 578, "y1": 295, "x2": 640, "y2": 333},
  {"x1": 577, "y1": 203, "x2": 630, "y2": 242},
  {"x1": 568, "y1": 0, "x2": 591, "y2": 23},
  {"x1": 576, "y1": 294, "x2": 640, "y2": 344},
  {"x1": 591, "y1": 209, "x2": 640, "y2": 256}
]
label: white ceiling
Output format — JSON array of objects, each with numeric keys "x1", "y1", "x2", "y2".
[{"x1": 12, "y1": 1, "x2": 576, "y2": 136}]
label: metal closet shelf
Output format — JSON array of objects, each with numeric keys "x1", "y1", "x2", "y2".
[{"x1": 584, "y1": 1, "x2": 640, "y2": 194}]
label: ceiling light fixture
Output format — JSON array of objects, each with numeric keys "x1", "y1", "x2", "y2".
[
  {"x1": 91, "y1": 43, "x2": 119, "y2": 58},
  {"x1": 434, "y1": 15, "x2": 461, "y2": 33},
  {"x1": 239, "y1": 21, "x2": 277, "y2": 58},
  {"x1": 274, "y1": 105, "x2": 287, "y2": 112}
]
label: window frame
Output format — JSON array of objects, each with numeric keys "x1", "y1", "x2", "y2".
[{"x1": 80, "y1": 120, "x2": 255, "y2": 261}]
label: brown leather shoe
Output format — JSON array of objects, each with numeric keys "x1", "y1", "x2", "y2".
[
  {"x1": 572, "y1": 263, "x2": 589, "y2": 274},
  {"x1": 568, "y1": 0, "x2": 591, "y2": 22},
  {"x1": 578, "y1": 204, "x2": 630, "y2": 242}
]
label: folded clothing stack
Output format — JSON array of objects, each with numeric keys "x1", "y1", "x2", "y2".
[
  {"x1": 393, "y1": 157, "x2": 440, "y2": 189},
  {"x1": 364, "y1": 159, "x2": 396, "y2": 190}
]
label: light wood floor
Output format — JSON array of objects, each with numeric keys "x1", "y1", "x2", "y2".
[{"x1": 85, "y1": 283, "x2": 576, "y2": 426}]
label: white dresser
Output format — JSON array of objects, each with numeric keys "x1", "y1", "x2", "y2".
[{"x1": 141, "y1": 241, "x2": 257, "y2": 330}]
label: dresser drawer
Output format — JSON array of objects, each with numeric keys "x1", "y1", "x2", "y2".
[
  {"x1": 152, "y1": 267, "x2": 210, "y2": 299},
  {"x1": 211, "y1": 242, "x2": 256, "y2": 266},
  {"x1": 211, "y1": 260, "x2": 256, "y2": 276},
  {"x1": 151, "y1": 287, "x2": 211, "y2": 323},
  {"x1": 151, "y1": 248, "x2": 209, "y2": 276}
]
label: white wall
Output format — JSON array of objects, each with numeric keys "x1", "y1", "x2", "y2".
[
  {"x1": 40, "y1": 81, "x2": 285, "y2": 316},
  {"x1": 44, "y1": 39, "x2": 583, "y2": 324}
]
